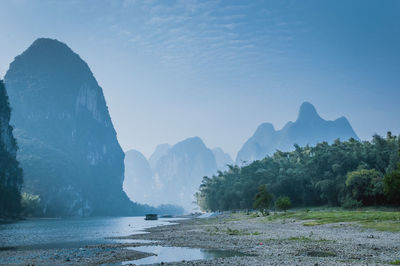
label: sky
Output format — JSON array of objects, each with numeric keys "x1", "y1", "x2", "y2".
[{"x1": 0, "y1": 0, "x2": 399, "y2": 159}]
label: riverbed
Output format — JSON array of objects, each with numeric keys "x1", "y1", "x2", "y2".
[{"x1": 1, "y1": 214, "x2": 400, "y2": 265}]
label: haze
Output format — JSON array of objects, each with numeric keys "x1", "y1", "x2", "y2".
[{"x1": 1, "y1": 0, "x2": 399, "y2": 158}]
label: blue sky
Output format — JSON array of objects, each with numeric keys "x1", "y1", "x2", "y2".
[{"x1": 0, "y1": 0, "x2": 399, "y2": 158}]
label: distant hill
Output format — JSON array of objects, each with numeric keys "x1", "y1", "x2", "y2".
[
  {"x1": 4, "y1": 38, "x2": 151, "y2": 216},
  {"x1": 236, "y1": 102, "x2": 359, "y2": 165},
  {"x1": 123, "y1": 149, "x2": 154, "y2": 205},
  {"x1": 124, "y1": 137, "x2": 220, "y2": 211},
  {"x1": 148, "y1": 144, "x2": 171, "y2": 170},
  {"x1": 212, "y1": 147, "x2": 233, "y2": 171}
]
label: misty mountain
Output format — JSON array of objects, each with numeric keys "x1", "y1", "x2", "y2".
[
  {"x1": 148, "y1": 144, "x2": 171, "y2": 170},
  {"x1": 0, "y1": 80, "x2": 23, "y2": 217},
  {"x1": 236, "y1": 102, "x2": 359, "y2": 165},
  {"x1": 4, "y1": 38, "x2": 148, "y2": 216},
  {"x1": 212, "y1": 147, "x2": 233, "y2": 171},
  {"x1": 123, "y1": 149, "x2": 154, "y2": 204},
  {"x1": 152, "y1": 137, "x2": 217, "y2": 211},
  {"x1": 124, "y1": 137, "x2": 219, "y2": 211}
]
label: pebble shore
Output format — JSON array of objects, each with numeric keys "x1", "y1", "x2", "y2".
[{"x1": 1, "y1": 214, "x2": 399, "y2": 265}]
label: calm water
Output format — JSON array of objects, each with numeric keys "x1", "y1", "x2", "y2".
[
  {"x1": 0, "y1": 217, "x2": 248, "y2": 265},
  {"x1": 0, "y1": 217, "x2": 182, "y2": 249},
  {"x1": 123, "y1": 246, "x2": 247, "y2": 265}
]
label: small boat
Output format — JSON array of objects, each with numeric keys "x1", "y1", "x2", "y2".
[
  {"x1": 145, "y1": 214, "x2": 158, "y2": 220},
  {"x1": 160, "y1": 214, "x2": 173, "y2": 218}
]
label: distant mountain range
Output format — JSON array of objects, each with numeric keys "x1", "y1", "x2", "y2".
[
  {"x1": 236, "y1": 102, "x2": 359, "y2": 165},
  {"x1": 123, "y1": 137, "x2": 233, "y2": 211},
  {"x1": 124, "y1": 102, "x2": 359, "y2": 210},
  {"x1": 3, "y1": 38, "x2": 360, "y2": 216}
]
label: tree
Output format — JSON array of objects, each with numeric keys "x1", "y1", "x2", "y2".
[
  {"x1": 345, "y1": 169, "x2": 384, "y2": 206},
  {"x1": 196, "y1": 133, "x2": 400, "y2": 212},
  {"x1": 275, "y1": 196, "x2": 292, "y2": 212},
  {"x1": 253, "y1": 184, "x2": 272, "y2": 216},
  {"x1": 21, "y1": 192, "x2": 42, "y2": 217},
  {"x1": 383, "y1": 166, "x2": 400, "y2": 204}
]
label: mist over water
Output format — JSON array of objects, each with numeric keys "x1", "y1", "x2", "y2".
[
  {"x1": 0, "y1": 217, "x2": 182, "y2": 249},
  {"x1": 0, "y1": 1, "x2": 399, "y2": 265}
]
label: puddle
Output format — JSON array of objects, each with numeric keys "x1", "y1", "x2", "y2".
[
  {"x1": 123, "y1": 245, "x2": 247, "y2": 265},
  {"x1": 117, "y1": 239, "x2": 158, "y2": 244}
]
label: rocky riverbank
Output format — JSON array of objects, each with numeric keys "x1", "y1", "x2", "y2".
[
  {"x1": 1, "y1": 213, "x2": 399, "y2": 265},
  {"x1": 122, "y1": 213, "x2": 400, "y2": 265}
]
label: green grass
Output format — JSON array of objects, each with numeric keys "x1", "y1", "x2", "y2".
[
  {"x1": 264, "y1": 209, "x2": 400, "y2": 232},
  {"x1": 389, "y1": 260, "x2": 400, "y2": 265},
  {"x1": 226, "y1": 227, "x2": 241, "y2": 235},
  {"x1": 288, "y1": 236, "x2": 312, "y2": 241}
]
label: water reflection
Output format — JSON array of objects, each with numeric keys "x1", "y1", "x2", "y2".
[
  {"x1": 124, "y1": 246, "x2": 246, "y2": 265},
  {"x1": 0, "y1": 217, "x2": 184, "y2": 249}
]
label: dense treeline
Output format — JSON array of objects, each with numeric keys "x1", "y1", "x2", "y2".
[
  {"x1": 196, "y1": 133, "x2": 400, "y2": 211},
  {"x1": 0, "y1": 80, "x2": 23, "y2": 218}
]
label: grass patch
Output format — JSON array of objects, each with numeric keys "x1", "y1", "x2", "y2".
[
  {"x1": 225, "y1": 227, "x2": 242, "y2": 235},
  {"x1": 222, "y1": 227, "x2": 261, "y2": 236},
  {"x1": 361, "y1": 221, "x2": 400, "y2": 232},
  {"x1": 389, "y1": 260, "x2": 400, "y2": 265},
  {"x1": 264, "y1": 209, "x2": 400, "y2": 232},
  {"x1": 288, "y1": 236, "x2": 312, "y2": 241}
]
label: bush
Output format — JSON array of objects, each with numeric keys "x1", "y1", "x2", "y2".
[
  {"x1": 341, "y1": 197, "x2": 362, "y2": 209},
  {"x1": 384, "y1": 168, "x2": 400, "y2": 204},
  {"x1": 21, "y1": 192, "x2": 42, "y2": 217},
  {"x1": 345, "y1": 169, "x2": 384, "y2": 206},
  {"x1": 275, "y1": 196, "x2": 292, "y2": 211}
]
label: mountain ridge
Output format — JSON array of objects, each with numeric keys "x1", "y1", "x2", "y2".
[{"x1": 236, "y1": 102, "x2": 359, "y2": 165}]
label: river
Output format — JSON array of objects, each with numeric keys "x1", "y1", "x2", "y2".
[{"x1": 0, "y1": 216, "x2": 181, "y2": 250}]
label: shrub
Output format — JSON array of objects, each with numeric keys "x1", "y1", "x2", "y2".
[
  {"x1": 384, "y1": 168, "x2": 400, "y2": 205},
  {"x1": 341, "y1": 197, "x2": 362, "y2": 209},
  {"x1": 275, "y1": 196, "x2": 292, "y2": 211},
  {"x1": 21, "y1": 192, "x2": 42, "y2": 217}
]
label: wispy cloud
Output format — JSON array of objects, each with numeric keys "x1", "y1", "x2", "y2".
[{"x1": 104, "y1": 0, "x2": 305, "y2": 78}]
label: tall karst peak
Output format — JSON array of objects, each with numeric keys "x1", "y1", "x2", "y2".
[
  {"x1": 151, "y1": 136, "x2": 218, "y2": 211},
  {"x1": 212, "y1": 147, "x2": 233, "y2": 171},
  {"x1": 236, "y1": 102, "x2": 359, "y2": 164},
  {"x1": 253, "y1": 123, "x2": 276, "y2": 137},
  {"x1": 174, "y1": 136, "x2": 206, "y2": 150},
  {"x1": 11, "y1": 38, "x2": 90, "y2": 77},
  {"x1": 297, "y1": 101, "x2": 322, "y2": 122},
  {"x1": 4, "y1": 38, "x2": 136, "y2": 216}
]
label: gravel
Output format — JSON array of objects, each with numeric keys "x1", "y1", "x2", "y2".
[
  {"x1": 1, "y1": 214, "x2": 399, "y2": 265},
  {"x1": 124, "y1": 215, "x2": 400, "y2": 265}
]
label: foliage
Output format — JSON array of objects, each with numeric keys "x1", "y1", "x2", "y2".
[
  {"x1": 253, "y1": 184, "x2": 272, "y2": 215},
  {"x1": 0, "y1": 80, "x2": 23, "y2": 218},
  {"x1": 345, "y1": 169, "x2": 384, "y2": 205},
  {"x1": 341, "y1": 196, "x2": 362, "y2": 209},
  {"x1": 275, "y1": 196, "x2": 292, "y2": 211},
  {"x1": 383, "y1": 165, "x2": 400, "y2": 204},
  {"x1": 196, "y1": 133, "x2": 400, "y2": 211},
  {"x1": 20, "y1": 192, "x2": 42, "y2": 217}
]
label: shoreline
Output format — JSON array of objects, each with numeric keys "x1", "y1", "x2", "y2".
[
  {"x1": 122, "y1": 213, "x2": 400, "y2": 265},
  {"x1": 1, "y1": 213, "x2": 400, "y2": 265}
]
